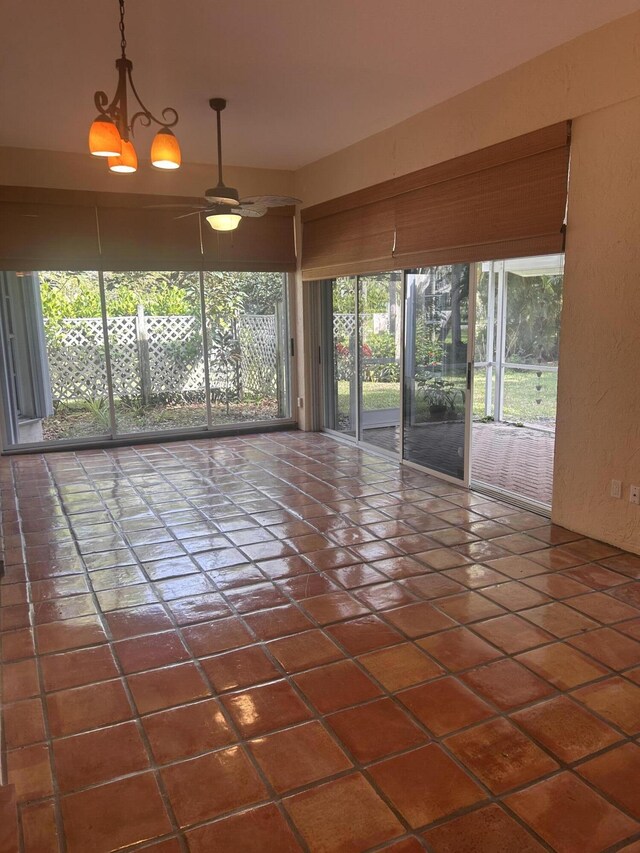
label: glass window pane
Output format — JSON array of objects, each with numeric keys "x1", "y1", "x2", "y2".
[
  {"x1": 204, "y1": 271, "x2": 290, "y2": 426},
  {"x1": 328, "y1": 276, "x2": 357, "y2": 436},
  {"x1": 501, "y1": 366, "x2": 558, "y2": 428},
  {"x1": 503, "y1": 256, "x2": 564, "y2": 366},
  {"x1": 103, "y1": 271, "x2": 207, "y2": 435},
  {"x1": 358, "y1": 272, "x2": 402, "y2": 454},
  {"x1": 502, "y1": 254, "x2": 563, "y2": 429},
  {"x1": 474, "y1": 268, "x2": 490, "y2": 363},
  {"x1": 403, "y1": 264, "x2": 470, "y2": 479},
  {"x1": 2, "y1": 270, "x2": 111, "y2": 444},
  {"x1": 472, "y1": 263, "x2": 495, "y2": 421}
]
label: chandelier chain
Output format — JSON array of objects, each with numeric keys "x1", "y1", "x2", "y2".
[{"x1": 119, "y1": 0, "x2": 127, "y2": 58}]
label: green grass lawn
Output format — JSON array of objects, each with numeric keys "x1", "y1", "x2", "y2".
[
  {"x1": 473, "y1": 368, "x2": 557, "y2": 424},
  {"x1": 338, "y1": 368, "x2": 557, "y2": 426},
  {"x1": 337, "y1": 381, "x2": 406, "y2": 419}
]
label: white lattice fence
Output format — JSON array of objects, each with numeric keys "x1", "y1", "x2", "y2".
[
  {"x1": 145, "y1": 315, "x2": 205, "y2": 395},
  {"x1": 238, "y1": 315, "x2": 278, "y2": 397},
  {"x1": 45, "y1": 319, "x2": 109, "y2": 401},
  {"x1": 45, "y1": 311, "x2": 277, "y2": 404},
  {"x1": 105, "y1": 317, "x2": 139, "y2": 399},
  {"x1": 333, "y1": 313, "x2": 389, "y2": 342},
  {"x1": 333, "y1": 313, "x2": 356, "y2": 343}
]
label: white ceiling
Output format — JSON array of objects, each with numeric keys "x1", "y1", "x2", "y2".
[{"x1": 2, "y1": 0, "x2": 640, "y2": 170}]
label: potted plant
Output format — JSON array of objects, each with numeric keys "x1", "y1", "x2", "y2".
[{"x1": 417, "y1": 376, "x2": 463, "y2": 419}]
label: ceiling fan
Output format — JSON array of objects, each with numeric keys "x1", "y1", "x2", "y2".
[{"x1": 155, "y1": 98, "x2": 301, "y2": 232}]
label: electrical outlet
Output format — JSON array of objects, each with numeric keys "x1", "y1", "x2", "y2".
[
  {"x1": 611, "y1": 479, "x2": 622, "y2": 499},
  {"x1": 297, "y1": 397, "x2": 304, "y2": 408},
  {"x1": 630, "y1": 485, "x2": 640, "y2": 505}
]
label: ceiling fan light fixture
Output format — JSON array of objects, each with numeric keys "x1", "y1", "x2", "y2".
[
  {"x1": 108, "y1": 139, "x2": 138, "y2": 173},
  {"x1": 151, "y1": 127, "x2": 181, "y2": 170},
  {"x1": 89, "y1": 115, "x2": 122, "y2": 157},
  {"x1": 157, "y1": 98, "x2": 301, "y2": 231},
  {"x1": 206, "y1": 211, "x2": 241, "y2": 232}
]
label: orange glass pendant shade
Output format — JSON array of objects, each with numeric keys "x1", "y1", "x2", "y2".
[
  {"x1": 89, "y1": 116, "x2": 122, "y2": 157},
  {"x1": 89, "y1": 1, "x2": 180, "y2": 173},
  {"x1": 151, "y1": 128, "x2": 181, "y2": 169},
  {"x1": 108, "y1": 139, "x2": 138, "y2": 173}
]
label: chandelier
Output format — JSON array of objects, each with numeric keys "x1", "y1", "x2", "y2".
[{"x1": 88, "y1": 0, "x2": 181, "y2": 174}]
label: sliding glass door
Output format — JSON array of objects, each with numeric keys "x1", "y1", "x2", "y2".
[
  {"x1": 358, "y1": 273, "x2": 402, "y2": 453},
  {"x1": 323, "y1": 273, "x2": 402, "y2": 456},
  {"x1": 203, "y1": 271, "x2": 291, "y2": 426},
  {"x1": 323, "y1": 267, "x2": 473, "y2": 475},
  {"x1": 323, "y1": 277, "x2": 357, "y2": 437},
  {"x1": 0, "y1": 270, "x2": 111, "y2": 444},
  {"x1": 403, "y1": 265, "x2": 473, "y2": 481},
  {"x1": 321, "y1": 255, "x2": 561, "y2": 503},
  {"x1": 0, "y1": 269, "x2": 292, "y2": 449}
]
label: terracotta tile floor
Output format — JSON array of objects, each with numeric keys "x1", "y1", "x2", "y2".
[
  {"x1": 1, "y1": 431, "x2": 640, "y2": 853},
  {"x1": 362, "y1": 422, "x2": 555, "y2": 506}
]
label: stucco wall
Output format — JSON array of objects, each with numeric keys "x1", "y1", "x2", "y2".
[{"x1": 554, "y1": 99, "x2": 640, "y2": 550}]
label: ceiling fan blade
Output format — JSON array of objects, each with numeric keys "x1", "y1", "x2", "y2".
[
  {"x1": 145, "y1": 204, "x2": 208, "y2": 210},
  {"x1": 174, "y1": 210, "x2": 208, "y2": 220},
  {"x1": 236, "y1": 205, "x2": 267, "y2": 218},
  {"x1": 239, "y1": 195, "x2": 302, "y2": 207}
]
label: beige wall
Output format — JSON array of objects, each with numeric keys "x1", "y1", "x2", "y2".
[
  {"x1": 295, "y1": 11, "x2": 640, "y2": 206},
  {"x1": 294, "y1": 10, "x2": 640, "y2": 552},
  {"x1": 0, "y1": 146, "x2": 295, "y2": 199},
  {"x1": 554, "y1": 98, "x2": 640, "y2": 550}
]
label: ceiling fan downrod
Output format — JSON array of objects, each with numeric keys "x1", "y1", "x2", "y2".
[{"x1": 207, "y1": 98, "x2": 240, "y2": 206}]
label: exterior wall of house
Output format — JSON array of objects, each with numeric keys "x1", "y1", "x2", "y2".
[{"x1": 294, "y1": 10, "x2": 640, "y2": 552}]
